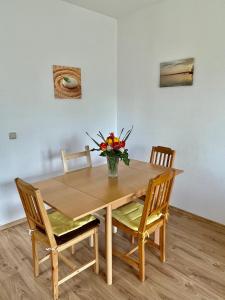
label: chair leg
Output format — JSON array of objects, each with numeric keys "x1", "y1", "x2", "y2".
[
  {"x1": 94, "y1": 227, "x2": 99, "y2": 274},
  {"x1": 51, "y1": 250, "x2": 59, "y2": 300},
  {"x1": 31, "y1": 234, "x2": 39, "y2": 277},
  {"x1": 71, "y1": 245, "x2": 75, "y2": 255},
  {"x1": 89, "y1": 235, "x2": 94, "y2": 247},
  {"x1": 154, "y1": 228, "x2": 160, "y2": 245},
  {"x1": 160, "y1": 223, "x2": 166, "y2": 262},
  {"x1": 138, "y1": 237, "x2": 145, "y2": 282}
]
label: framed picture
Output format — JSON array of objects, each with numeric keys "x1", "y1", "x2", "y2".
[
  {"x1": 160, "y1": 58, "x2": 194, "y2": 87},
  {"x1": 53, "y1": 65, "x2": 82, "y2": 99}
]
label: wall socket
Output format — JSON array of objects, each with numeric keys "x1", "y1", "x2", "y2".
[{"x1": 9, "y1": 132, "x2": 17, "y2": 140}]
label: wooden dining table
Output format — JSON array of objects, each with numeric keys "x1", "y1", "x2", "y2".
[{"x1": 33, "y1": 159, "x2": 182, "y2": 285}]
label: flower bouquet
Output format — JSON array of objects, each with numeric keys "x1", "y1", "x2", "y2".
[{"x1": 86, "y1": 127, "x2": 133, "y2": 177}]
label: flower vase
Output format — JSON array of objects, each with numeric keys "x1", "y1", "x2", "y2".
[{"x1": 107, "y1": 156, "x2": 119, "y2": 178}]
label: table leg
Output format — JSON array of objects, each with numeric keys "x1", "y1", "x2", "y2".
[
  {"x1": 105, "y1": 205, "x2": 112, "y2": 285},
  {"x1": 154, "y1": 228, "x2": 160, "y2": 245}
]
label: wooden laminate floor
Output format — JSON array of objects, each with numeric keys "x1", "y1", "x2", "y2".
[{"x1": 0, "y1": 207, "x2": 225, "y2": 300}]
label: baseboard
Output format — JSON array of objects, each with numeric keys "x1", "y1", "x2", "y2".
[
  {"x1": 0, "y1": 208, "x2": 55, "y2": 231},
  {"x1": 170, "y1": 205, "x2": 225, "y2": 229},
  {"x1": 0, "y1": 217, "x2": 27, "y2": 231}
]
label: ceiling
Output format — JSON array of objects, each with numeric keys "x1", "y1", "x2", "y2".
[{"x1": 63, "y1": 0, "x2": 154, "y2": 19}]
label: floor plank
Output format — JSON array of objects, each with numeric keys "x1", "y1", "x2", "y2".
[{"x1": 0, "y1": 207, "x2": 224, "y2": 300}]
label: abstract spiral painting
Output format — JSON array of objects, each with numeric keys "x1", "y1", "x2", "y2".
[
  {"x1": 53, "y1": 65, "x2": 82, "y2": 99},
  {"x1": 160, "y1": 58, "x2": 194, "y2": 87}
]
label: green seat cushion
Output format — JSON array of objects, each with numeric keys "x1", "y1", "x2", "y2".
[
  {"x1": 48, "y1": 211, "x2": 97, "y2": 237},
  {"x1": 112, "y1": 202, "x2": 162, "y2": 231}
]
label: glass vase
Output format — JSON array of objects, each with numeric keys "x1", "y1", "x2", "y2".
[{"x1": 107, "y1": 156, "x2": 119, "y2": 178}]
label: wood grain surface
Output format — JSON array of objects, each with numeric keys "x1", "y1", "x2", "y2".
[
  {"x1": 0, "y1": 206, "x2": 224, "y2": 299},
  {"x1": 34, "y1": 160, "x2": 182, "y2": 216}
]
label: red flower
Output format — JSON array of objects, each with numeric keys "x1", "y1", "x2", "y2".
[
  {"x1": 100, "y1": 143, "x2": 107, "y2": 150},
  {"x1": 120, "y1": 141, "x2": 125, "y2": 148},
  {"x1": 113, "y1": 141, "x2": 120, "y2": 149}
]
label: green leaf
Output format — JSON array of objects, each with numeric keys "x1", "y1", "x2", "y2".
[
  {"x1": 123, "y1": 125, "x2": 134, "y2": 141},
  {"x1": 85, "y1": 132, "x2": 100, "y2": 147},
  {"x1": 98, "y1": 131, "x2": 106, "y2": 142},
  {"x1": 119, "y1": 128, "x2": 124, "y2": 139},
  {"x1": 100, "y1": 152, "x2": 107, "y2": 157}
]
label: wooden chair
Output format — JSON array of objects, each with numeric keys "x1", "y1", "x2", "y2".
[
  {"x1": 150, "y1": 146, "x2": 175, "y2": 168},
  {"x1": 15, "y1": 178, "x2": 99, "y2": 300},
  {"x1": 138, "y1": 146, "x2": 175, "y2": 205},
  {"x1": 61, "y1": 145, "x2": 92, "y2": 173},
  {"x1": 112, "y1": 170, "x2": 175, "y2": 281},
  {"x1": 61, "y1": 145, "x2": 95, "y2": 248},
  {"x1": 61, "y1": 146, "x2": 117, "y2": 236}
]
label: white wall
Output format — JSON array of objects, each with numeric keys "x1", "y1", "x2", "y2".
[
  {"x1": 2, "y1": 0, "x2": 225, "y2": 227},
  {"x1": 0, "y1": 0, "x2": 117, "y2": 225},
  {"x1": 117, "y1": 0, "x2": 225, "y2": 224}
]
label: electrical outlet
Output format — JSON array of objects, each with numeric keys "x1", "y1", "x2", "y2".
[{"x1": 9, "y1": 132, "x2": 17, "y2": 140}]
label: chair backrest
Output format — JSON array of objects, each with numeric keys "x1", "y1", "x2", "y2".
[
  {"x1": 61, "y1": 145, "x2": 92, "y2": 174},
  {"x1": 150, "y1": 146, "x2": 175, "y2": 168},
  {"x1": 15, "y1": 178, "x2": 56, "y2": 248},
  {"x1": 139, "y1": 170, "x2": 175, "y2": 234}
]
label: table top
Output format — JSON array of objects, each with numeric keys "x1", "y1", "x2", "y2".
[{"x1": 34, "y1": 159, "x2": 183, "y2": 221}]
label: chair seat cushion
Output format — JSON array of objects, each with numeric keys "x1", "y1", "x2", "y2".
[
  {"x1": 54, "y1": 218, "x2": 100, "y2": 245},
  {"x1": 112, "y1": 202, "x2": 162, "y2": 231},
  {"x1": 48, "y1": 211, "x2": 98, "y2": 237}
]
